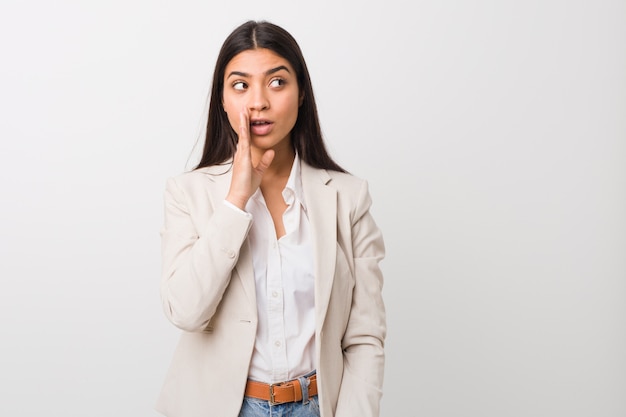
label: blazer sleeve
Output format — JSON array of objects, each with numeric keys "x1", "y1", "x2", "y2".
[
  {"x1": 160, "y1": 176, "x2": 253, "y2": 332},
  {"x1": 335, "y1": 180, "x2": 387, "y2": 417}
]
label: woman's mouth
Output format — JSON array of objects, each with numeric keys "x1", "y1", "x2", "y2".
[{"x1": 250, "y1": 120, "x2": 273, "y2": 136}]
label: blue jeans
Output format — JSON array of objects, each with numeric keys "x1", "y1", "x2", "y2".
[{"x1": 238, "y1": 396, "x2": 320, "y2": 417}]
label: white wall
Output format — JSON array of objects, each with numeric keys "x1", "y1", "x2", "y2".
[{"x1": 1, "y1": 1, "x2": 624, "y2": 416}]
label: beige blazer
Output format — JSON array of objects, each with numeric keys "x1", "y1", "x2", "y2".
[{"x1": 156, "y1": 161, "x2": 386, "y2": 417}]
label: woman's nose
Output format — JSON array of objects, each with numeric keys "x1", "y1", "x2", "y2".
[{"x1": 248, "y1": 87, "x2": 269, "y2": 111}]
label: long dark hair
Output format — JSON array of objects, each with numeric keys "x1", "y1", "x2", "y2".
[{"x1": 194, "y1": 20, "x2": 345, "y2": 173}]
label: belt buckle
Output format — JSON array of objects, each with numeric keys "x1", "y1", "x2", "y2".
[{"x1": 269, "y1": 383, "x2": 279, "y2": 406}]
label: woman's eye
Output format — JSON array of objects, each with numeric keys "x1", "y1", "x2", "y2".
[
  {"x1": 233, "y1": 81, "x2": 246, "y2": 91},
  {"x1": 269, "y1": 78, "x2": 285, "y2": 88}
]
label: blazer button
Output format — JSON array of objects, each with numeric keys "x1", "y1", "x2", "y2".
[{"x1": 227, "y1": 250, "x2": 236, "y2": 258}]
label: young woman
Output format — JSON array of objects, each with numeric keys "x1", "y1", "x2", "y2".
[{"x1": 156, "y1": 20, "x2": 386, "y2": 417}]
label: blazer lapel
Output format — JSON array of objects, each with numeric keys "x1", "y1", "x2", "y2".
[{"x1": 301, "y1": 162, "x2": 337, "y2": 330}]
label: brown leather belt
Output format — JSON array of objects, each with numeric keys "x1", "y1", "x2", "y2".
[{"x1": 244, "y1": 374, "x2": 318, "y2": 405}]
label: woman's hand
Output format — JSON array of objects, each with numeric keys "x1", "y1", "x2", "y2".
[{"x1": 225, "y1": 109, "x2": 275, "y2": 210}]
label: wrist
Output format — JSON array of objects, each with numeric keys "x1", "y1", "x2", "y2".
[{"x1": 225, "y1": 193, "x2": 248, "y2": 210}]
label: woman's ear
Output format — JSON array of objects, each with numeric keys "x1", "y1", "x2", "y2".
[{"x1": 299, "y1": 92, "x2": 305, "y2": 107}]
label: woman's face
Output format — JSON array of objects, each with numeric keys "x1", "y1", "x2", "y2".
[{"x1": 222, "y1": 48, "x2": 301, "y2": 154}]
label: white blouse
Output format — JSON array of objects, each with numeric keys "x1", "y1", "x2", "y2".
[{"x1": 225, "y1": 156, "x2": 316, "y2": 383}]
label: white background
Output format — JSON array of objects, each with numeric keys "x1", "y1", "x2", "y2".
[{"x1": 1, "y1": 1, "x2": 625, "y2": 416}]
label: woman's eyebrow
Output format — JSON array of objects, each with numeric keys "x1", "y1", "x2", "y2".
[
  {"x1": 227, "y1": 71, "x2": 249, "y2": 79},
  {"x1": 265, "y1": 65, "x2": 290, "y2": 76},
  {"x1": 226, "y1": 65, "x2": 291, "y2": 79}
]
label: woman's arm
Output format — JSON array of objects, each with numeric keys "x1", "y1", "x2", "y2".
[
  {"x1": 336, "y1": 180, "x2": 387, "y2": 417},
  {"x1": 160, "y1": 176, "x2": 253, "y2": 332}
]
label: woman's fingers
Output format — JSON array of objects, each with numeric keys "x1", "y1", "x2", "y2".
[
  {"x1": 226, "y1": 109, "x2": 253, "y2": 209},
  {"x1": 238, "y1": 108, "x2": 250, "y2": 149},
  {"x1": 227, "y1": 108, "x2": 276, "y2": 209},
  {"x1": 255, "y1": 149, "x2": 275, "y2": 176}
]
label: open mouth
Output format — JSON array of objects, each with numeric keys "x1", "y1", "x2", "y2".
[{"x1": 249, "y1": 120, "x2": 273, "y2": 135}]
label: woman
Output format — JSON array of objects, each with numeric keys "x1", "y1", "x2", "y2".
[{"x1": 156, "y1": 20, "x2": 386, "y2": 417}]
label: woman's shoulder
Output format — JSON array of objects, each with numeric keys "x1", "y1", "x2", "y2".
[
  {"x1": 303, "y1": 163, "x2": 370, "y2": 200},
  {"x1": 303, "y1": 160, "x2": 365, "y2": 181},
  {"x1": 163, "y1": 164, "x2": 233, "y2": 204},
  {"x1": 168, "y1": 164, "x2": 233, "y2": 186},
  {"x1": 327, "y1": 169, "x2": 366, "y2": 188}
]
